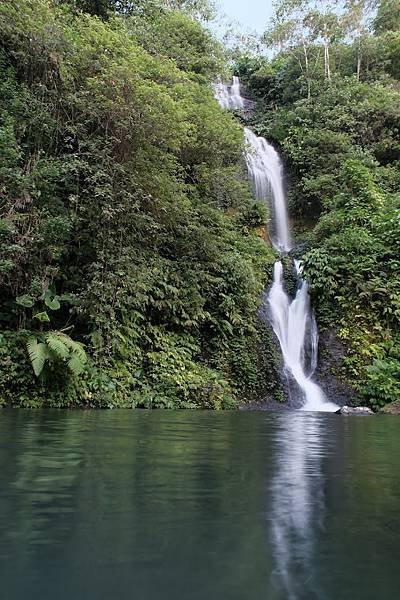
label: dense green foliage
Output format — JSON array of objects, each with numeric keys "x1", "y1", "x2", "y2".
[
  {"x1": 239, "y1": 0, "x2": 400, "y2": 409},
  {"x1": 0, "y1": 0, "x2": 278, "y2": 408}
]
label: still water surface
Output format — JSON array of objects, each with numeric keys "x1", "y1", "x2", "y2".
[{"x1": 0, "y1": 410, "x2": 400, "y2": 599}]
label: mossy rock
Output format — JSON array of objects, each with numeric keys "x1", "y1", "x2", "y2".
[{"x1": 380, "y1": 400, "x2": 400, "y2": 415}]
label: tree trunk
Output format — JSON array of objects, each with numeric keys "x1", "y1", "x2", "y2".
[
  {"x1": 324, "y1": 42, "x2": 331, "y2": 81},
  {"x1": 302, "y1": 40, "x2": 311, "y2": 99},
  {"x1": 356, "y1": 34, "x2": 362, "y2": 81},
  {"x1": 327, "y1": 44, "x2": 331, "y2": 81}
]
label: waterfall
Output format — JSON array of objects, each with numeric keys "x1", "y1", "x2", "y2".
[
  {"x1": 229, "y1": 76, "x2": 244, "y2": 110},
  {"x1": 215, "y1": 77, "x2": 338, "y2": 412},
  {"x1": 268, "y1": 262, "x2": 338, "y2": 411},
  {"x1": 244, "y1": 128, "x2": 291, "y2": 253},
  {"x1": 213, "y1": 76, "x2": 244, "y2": 111}
]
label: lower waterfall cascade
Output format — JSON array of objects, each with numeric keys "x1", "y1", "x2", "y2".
[{"x1": 215, "y1": 78, "x2": 338, "y2": 412}]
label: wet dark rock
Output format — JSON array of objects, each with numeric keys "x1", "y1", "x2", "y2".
[
  {"x1": 316, "y1": 328, "x2": 357, "y2": 406},
  {"x1": 234, "y1": 88, "x2": 256, "y2": 123},
  {"x1": 242, "y1": 97, "x2": 256, "y2": 120},
  {"x1": 336, "y1": 406, "x2": 374, "y2": 416},
  {"x1": 238, "y1": 305, "x2": 287, "y2": 411}
]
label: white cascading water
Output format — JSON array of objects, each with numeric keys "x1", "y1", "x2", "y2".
[
  {"x1": 213, "y1": 76, "x2": 244, "y2": 110},
  {"x1": 215, "y1": 78, "x2": 338, "y2": 412},
  {"x1": 244, "y1": 128, "x2": 291, "y2": 253},
  {"x1": 268, "y1": 262, "x2": 338, "y2": 411}
]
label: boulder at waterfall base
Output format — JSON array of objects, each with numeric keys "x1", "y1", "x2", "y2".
[{"x1": 336, "y1": 406, "x2": 374, "y2": 416}]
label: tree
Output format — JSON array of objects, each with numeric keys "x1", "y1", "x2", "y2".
[
  {"x1": 222, "y1": 22, "x2": 264, "y2": 62},
  {"x1": 0, "y1": 0, "x2": 278, "y2": 408},
  {"x1": 162, "y1": 0, "x2": 216, "y2": 21},
  {"x1": 305, "y1": 9, "x2": 344, "y2": 81},
  {"x1": 58, "y1": 0, "x2": 216, "y2": 20},
  {"x1": 374, "y1": 0, "x2": 400, "y2": 33},
  {"x1": 263, "y1": 1, "x2": 316, "y2": 98},
  {"x1": 263, "y1": 0, "x2": 348, "y2": 94},
  {"x1": 343, "y1": 0, "x2": 378, "y2": 79}
]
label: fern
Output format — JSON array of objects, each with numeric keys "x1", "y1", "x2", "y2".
[
  {"x1": 45, "y1": 333, "x2": 69, "y2": 359},
  {"x1": 26, "y1": 338, "x2": 49, "y2": 377},
  {"x1": 67, "y1": 354, "x2": 86, "y2": 376},
  {"x1": 55, "y1": 332, "x2": 87, "y2": 374},
  {"x1": 26, "y1": 331, "x2": 87, "y2": 378},
  {"x1": 56, "y1": 333, "x2": 87, "y2": 363}
]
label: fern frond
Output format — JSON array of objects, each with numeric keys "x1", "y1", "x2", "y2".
[
  {"x1": 54, "y1": 332, "x2": 87, "y2": 363},
  {"x1": 45, "y1": 333, "x2": 69, "y2": 360},
  {"x1": 67, "y1": 354, "x2": 86, "y2": 376},
  {"x1": 70, "y1": 342, "x2": 87, "y2": 365},
  {"x1": 26, "y1": 337, "x2": 49, "y2": 377},
  {"x1": 27, "y1": 331, "x2": 87, "y2": 378}
]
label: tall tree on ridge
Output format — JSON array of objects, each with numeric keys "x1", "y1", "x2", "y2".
[
  {"x1": 263, "y1": 0, "x2": 316, "y2": 98},
  {"x1": 343, "y1": 0, "x2": 378, "y2": 80}
]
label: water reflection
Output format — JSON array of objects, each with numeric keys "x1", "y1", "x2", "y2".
[
  {"x1": 270, "y1": 414, "x2": 327, "y2": 599},
  {"x1": 0, "y1": 413, "x2": 84, "y2": 555},
  {"x1": 1, "y1": 411, "x2": 400, "y2": 600}
]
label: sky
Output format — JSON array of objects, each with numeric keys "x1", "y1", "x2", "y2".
[{"x1": 215, "y1": 0, "x2": 274, "y2": 33}]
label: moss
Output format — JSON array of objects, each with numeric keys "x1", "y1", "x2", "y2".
[{"x1": 380, "y1": 400, "x2": 400, "y2": 415}]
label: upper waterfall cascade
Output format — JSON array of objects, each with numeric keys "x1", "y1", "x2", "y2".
[
  {"x1": 215, "y1": 78, "x2": 338, "y2": 412},
  {"x1": 213, "y1": 76, "x2": 244, "y2": 110},
  {"x1": 244, "y1": 127, "x2": 291, "y2": 253}
]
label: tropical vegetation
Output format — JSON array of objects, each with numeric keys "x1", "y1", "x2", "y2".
[
  {"x1": 238, "y1": 0, "x2": 400, "y2": 410},
  {"x1": 1, "y1": 0, "x2": 399, "y2": 411},
  {"x1": 0, "y1": 0, "x2": 279, "y2": 408}
]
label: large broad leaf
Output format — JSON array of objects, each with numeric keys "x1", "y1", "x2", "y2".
[
  {"x1": 26, "y1": 338, "x2": 49, "y2": 377},
  {"x1": 34, "y1": 311, "x2": 50, "y2": 322},
  {"x1": 44, "y1": 292, "x2": 61, "y2": 311},
  {"x1": 16, "y1": 294, "x2": 34, "y2": 308}
]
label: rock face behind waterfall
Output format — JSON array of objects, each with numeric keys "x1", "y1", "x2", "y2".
[{"x1": 316, "y1": 328, "x2": 358, "y2": 406}]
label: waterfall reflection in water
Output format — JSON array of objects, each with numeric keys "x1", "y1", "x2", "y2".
[
  {"x1": 2, "y1": 412, "x2": 400, "y2": 600},
  {"x1": 269, "y1": 414, "x2": 326, "y2": 600}
]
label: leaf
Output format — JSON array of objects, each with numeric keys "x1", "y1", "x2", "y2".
[
  {"x1": 16, "y1": 294, "x2": 34, "y2": 308},
  {"x1": 34, "y1": 311, "x2": 51, "y2": 322},
  {"x1": 67, "y1": 354, "x2": 86, "y2": 376},
  {"x1": 26, "y1": 338, "x2": 49, "y2": 377},
  {"x1": 44, "y1": 295, "x2": 61, "y2": 310},
  {"x1": 48, "y1": 332, "x2": 87, "y2": 375},
  {"x1": 55, "y1": 333, "x2": 87, "y2": 363},
  {"x1": 44, "y1": 291, "x2": 61, "y2": 310},
  {"x1": 59, "y1": 293, "x2": 76, "y2": 304},
  {"x1": 45, "y1": 333, "x2": 69, "y2": 359}
]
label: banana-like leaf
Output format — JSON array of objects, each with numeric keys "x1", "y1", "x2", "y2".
[{"x1": 26, "y1": 337, "x2": 49, "y2": 377}]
